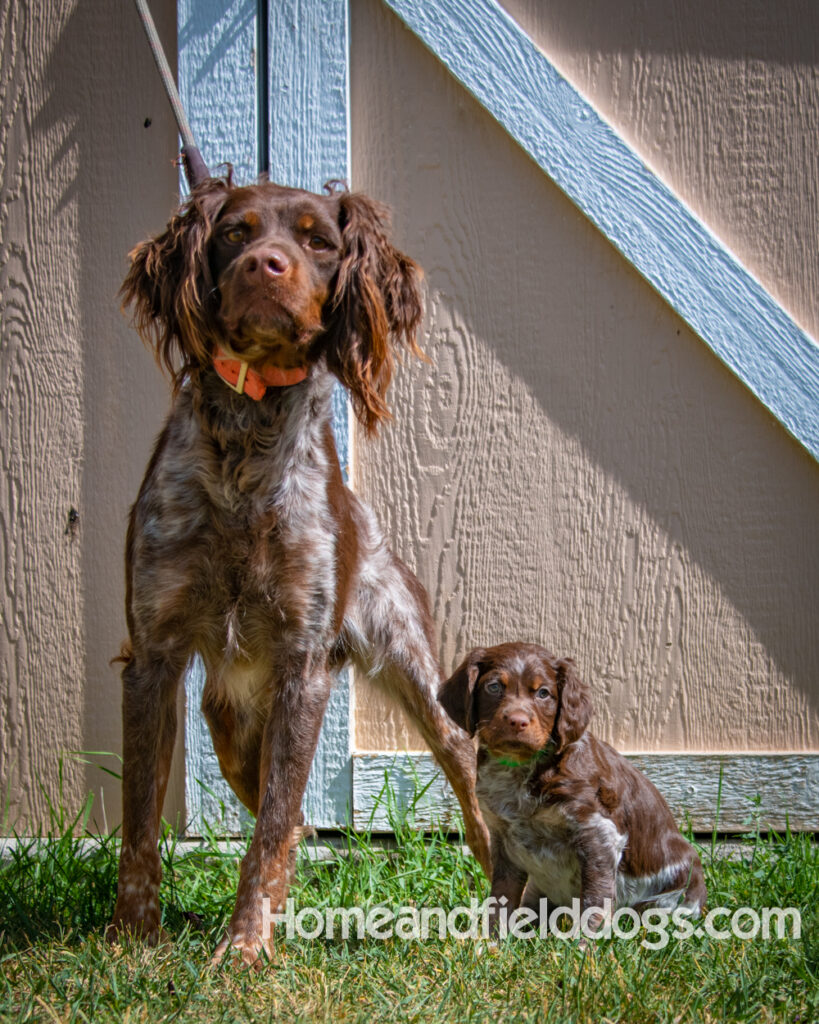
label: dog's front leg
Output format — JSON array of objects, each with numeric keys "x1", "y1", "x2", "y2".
[
  {"x1": 486, "y1": 835, "x2": 527, "y2": 939},
  {"x1": 212, "y1": 656, "x2": 332, "y2": 966},
  {"x1": 578, "y1": 834, "x2": 618, "y2": 935},
  {"x1": 355, "y1": 551, "x2": 492, "y2": 875},
  {"x1": 107, "y1": 653, "x2": 184, "y2": 944}
]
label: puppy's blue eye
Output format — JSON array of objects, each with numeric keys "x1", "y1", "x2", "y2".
[
  {"x1": 485, "y1": 681, "x2": 503, "y2": 695},
  {"x1": 536, "y1": 687, "x2": 552, "y2": 700}
]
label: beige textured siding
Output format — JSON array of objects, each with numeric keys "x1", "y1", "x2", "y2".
[
  {"x1": 350, "y1": 0, "x2": 819, "y2": 753},
  {"x1": 0, "y1": 0, "x2": 184, "y2": 831},
  {"x1": 2, "y1": 0, "x2": 817, "y2": 833}
]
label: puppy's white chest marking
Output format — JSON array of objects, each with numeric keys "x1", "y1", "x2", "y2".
[{"x1": 477, "y1": 762, "x2": 627, "y2": 906}]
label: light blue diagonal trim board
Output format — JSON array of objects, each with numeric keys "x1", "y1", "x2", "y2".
[
  {"x1": 383, "y1": 0, "x2": 819, "y2": 462},
  {"x1": 179, "y1": 0, "x2": 354, "y2": 832}
]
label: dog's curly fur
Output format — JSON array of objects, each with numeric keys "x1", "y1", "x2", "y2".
[
  {"x1": 441, "y1": 643, "x2": 705, "y2": 936},
  {"x1": 107, "y1": 174, "x2": 490, "y2": 963}
]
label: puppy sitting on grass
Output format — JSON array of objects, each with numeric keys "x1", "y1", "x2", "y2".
[{"x1": 440, "y1": 642, "x2": 705, "y2": 936}]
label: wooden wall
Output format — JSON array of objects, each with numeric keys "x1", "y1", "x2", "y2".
[
  {"x1": 501, "y1": 0, "x2": 819, "y2": 342},
  {"x1": 350, "y1": 0, "x2": 819, "y2": 754},
  {"x1": 1, "y1": 0, "x2": 817, "y2": 833},
  {"x1": 0, "y1": 0, "x2": 184, "y2": 831}
]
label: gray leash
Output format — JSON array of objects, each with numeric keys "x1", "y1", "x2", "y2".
[{"x1": 132, "y1": 0, "x2": 210, "y2": 188}]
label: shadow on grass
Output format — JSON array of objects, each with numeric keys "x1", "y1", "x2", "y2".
[{"x1": 0, "y1": 758, "x2": 245, "y2": 950}]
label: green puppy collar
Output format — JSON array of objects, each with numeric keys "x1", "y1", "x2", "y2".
[{"x1": 488, "y1": 740, "x2": 557, "y2": 769}]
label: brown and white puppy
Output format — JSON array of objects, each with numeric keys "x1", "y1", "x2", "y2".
[
  {"x1": 107, "y1": 174, "x2": 490, "y2": 964},
  {"x1": 440, "y1": 642, "x2": 705, "y2": 934}
]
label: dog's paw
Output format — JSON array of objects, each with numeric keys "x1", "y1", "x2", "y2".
[
  {"x1": 474, "y1": 937, "x2": 501, "y2": 957},
  {"x1": 210, "y1": 930, "x2": 276, "y2": 970},
  {"x1": 105, "y1": 912, "x2": 167, "y2": 948}
]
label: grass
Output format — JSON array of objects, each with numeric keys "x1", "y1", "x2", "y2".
[{"x1": 0, "y1": 781, "x2": 816, "y2": 1024}]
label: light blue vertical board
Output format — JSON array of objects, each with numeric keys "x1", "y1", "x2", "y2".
[
  {"x1": 181, "y1": 0, "x2": 353, "y2": 833},
  {"x1": 179, "y1": 0, "x2": 260, "y2": 833},
  {"x1": 177, "y1": 0, "x2": 258, "y2": 186},
  {"x1": 263, "y1": 0, "x2": 351, "y2": 483},
  {"x1": 266, "y1": 0, "x2": 354, "y2": 829},
  {"x1": 184, "y1": 655, "x2": 254, "y2": 834},
  {"x1": 384, "y1": 0, "x2": 819, "y2": 462},
  {"x1": 266, "y1": 0, "x2": 350, "y2": 192}
]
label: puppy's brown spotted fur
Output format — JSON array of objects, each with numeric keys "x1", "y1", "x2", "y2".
[{"x1": 440, "y1": 642, "x2": 705, "y2": 934}]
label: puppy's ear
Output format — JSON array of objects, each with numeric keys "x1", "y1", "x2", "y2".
[
  {"x1": 120, "y1": 175, "x2": 231, "y2": 389},
  {"x1": 324, "y1": 191, "x2": 423, "y2": 435},
  {"x1": 554, "y1": 658, "x2": 593, "y2": 751},
  {"x1": 439, "y1": 648, "x2": 488, "y2": 735}
]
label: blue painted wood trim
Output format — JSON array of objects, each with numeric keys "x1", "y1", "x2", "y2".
[
  {"x1": 383, "y1": 0, "x2": 819, "y2": 462},
  {"x1": 179, "y1": 0, "x2": 354, "y2": 833},
  {"x1": 266, "y1": 0, "x2": 350, "y2": 192},
  {"x1": 265, "y1": 0, "x2": 352, "y2": 482},
  {"x1": 179, "y1": 0, "x2": 260, "y2": 833},
  {"x1": 266, "y1": 0, "x2": 353, "y2": 829},
  {"x1": 353, "y1": 752, "x2": 819, "y2": 832},
  {"x1": 177, "y1": 0, "x2": 258, "y2": 185}
]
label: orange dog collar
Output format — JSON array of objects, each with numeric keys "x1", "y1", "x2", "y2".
[{"x1": 212, "y1": 347, "x2": 308, "y2": 399}]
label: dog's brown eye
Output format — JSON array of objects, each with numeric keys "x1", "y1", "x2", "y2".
[
  {"x1": 485, "y1": 681, "x2": 503, "y2": 695},
  {"x1": 536, "y1": 687, "x2": 552, "y2": 700},
  {"x1": 224, "y1": 226, "x2": 246, "y2": 244},
  {"x1": 308, "y1": 235, "x2": 330, "y2": 251}
]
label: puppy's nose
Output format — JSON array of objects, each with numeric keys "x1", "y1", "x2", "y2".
[
  {"x1": 504, "y1": 710, "x2": 531, "y2": 733},
  {"x1": 247, "y1": 248, "x2": 291, "y2": 279}
]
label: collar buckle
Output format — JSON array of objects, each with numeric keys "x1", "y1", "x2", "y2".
[{"x1": 224, "y1": 358, "x2": 250, "y2": 395}]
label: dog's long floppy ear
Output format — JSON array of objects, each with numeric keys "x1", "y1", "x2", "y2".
[
  {"x1": 324, "y1": 191, "x2": 424, "y2": 435},
  {"x1": 120, "y1": 174, "x2": 231, "y2": 390},
  {"x1": 553, "y1": 658, "x2": 593, "y2": 751},
  {"x1": 439, "y1": 648, "x2": 489, "y2": 736}
]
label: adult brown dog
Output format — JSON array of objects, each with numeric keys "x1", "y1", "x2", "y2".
[
  {"x1": 440, "y1": 642, "x2": 705, "y2": 935},
  {"x1": 107, "y1": 174, "x2": 490, "y2": 963}
]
